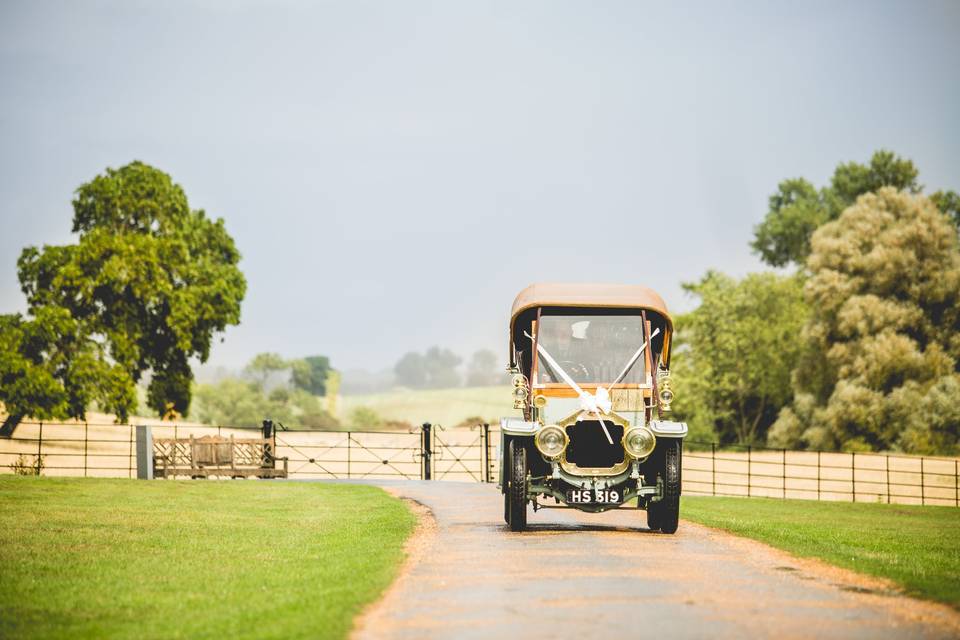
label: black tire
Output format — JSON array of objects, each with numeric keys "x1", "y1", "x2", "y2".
[
  {"x1": 507, "y1": 440, "x2": 528, "y2": 531},
  {"x1": 646, "y1": 500, "x2": 662, "y2": 531},
  {"x1": 657, "y1": 440, "x2": 681, "y2": 534}
]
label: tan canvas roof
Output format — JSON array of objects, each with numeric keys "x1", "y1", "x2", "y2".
[{"x1": 510, "y1": 283, "x2": 671, "y2": 321}]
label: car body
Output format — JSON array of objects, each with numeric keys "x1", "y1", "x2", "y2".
[{"x1": 499, "y1": 283, "x2": 687, "y2": 532}]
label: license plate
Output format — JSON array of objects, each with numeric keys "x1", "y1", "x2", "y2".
[{"x1": 566, "y1": 489, "x2": 622, "y2": 504}]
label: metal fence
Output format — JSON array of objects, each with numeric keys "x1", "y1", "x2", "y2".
[
  {"x1": 0, "y1": 420, "x2": 496, "y2": 483},
  {"x1": 682, "y1": 441, "x2": 960, "y2": 507},
  {"x1": 1, "y1": 421, "x2": 958, "y2": 507}
]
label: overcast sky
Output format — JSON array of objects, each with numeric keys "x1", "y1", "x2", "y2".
[{"x1": 2, "y1": 0, "x2": 959, "y2": 373}]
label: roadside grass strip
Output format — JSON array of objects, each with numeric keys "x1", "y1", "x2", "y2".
[
  {"x1": 682, "y1": 496, "x2": 960, "y2": 608},
  {"x1": 0, "y1": 477, "x2": 414, "y2": 639}
]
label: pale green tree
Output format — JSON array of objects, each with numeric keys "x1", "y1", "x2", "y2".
[
  {"x1": 244, "y1": 353, "x2": 288, "y2": 390},
  {"x1": 768, "y1": 189, "x2": 960, "y2": 454},
  {"x1": 672, "y1": 271, "x2": 808, "y2": 445}
]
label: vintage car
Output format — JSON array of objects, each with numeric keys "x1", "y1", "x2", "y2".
[{"x1": 500, "y1": 283, "x2": 687, "y2": 533}]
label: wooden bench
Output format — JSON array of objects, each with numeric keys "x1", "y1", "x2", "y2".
[{"x1": 153, "y1": 434, "x2": 288, "y2": 478}]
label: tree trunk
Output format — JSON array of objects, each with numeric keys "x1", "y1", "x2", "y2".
[{"x1": 0, "y1": 413, "x2": 25, "y2": 438}]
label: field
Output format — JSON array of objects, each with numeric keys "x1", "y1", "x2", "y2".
[
  {"x1": 339, "y1": 385, "x2": 512, "y2": 427},
  {"x1": 681, "y1": 496, "x2": 960, "y2": 608},
  {"x1": 0, "y1": 477, "x2": 414, "y2": 640}
]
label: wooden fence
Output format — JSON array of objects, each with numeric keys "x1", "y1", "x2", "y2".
[{"x1": 1, "y1": 421, "x2": 958, "y2": 507}]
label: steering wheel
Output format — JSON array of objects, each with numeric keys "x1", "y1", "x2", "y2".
[{"x1": 559, "y1": 360, "x2": 592, "y2": 382}]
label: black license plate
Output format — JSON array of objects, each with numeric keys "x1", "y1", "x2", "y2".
[{"x1": 566, "y1": 489, "x2": 622, "y2": 504}]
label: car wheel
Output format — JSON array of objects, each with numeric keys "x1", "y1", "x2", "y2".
[
  {"x1": 508, "y1": 440, "x2": 528, "y2": 532},
  {"x1": 646, "y1": 501, "x2": 662, "y2": 531},
  {"x1": 658, "y1": 440, "x2": 681, "y2": 534}
]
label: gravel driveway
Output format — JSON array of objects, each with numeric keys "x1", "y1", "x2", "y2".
[{"x1": 335, "y1": 481, "x2": 959, "y2": 640}]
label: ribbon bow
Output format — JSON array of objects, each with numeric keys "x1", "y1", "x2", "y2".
[{"x1": 579, "y1": 386, "x2": 612, "y2": 416}]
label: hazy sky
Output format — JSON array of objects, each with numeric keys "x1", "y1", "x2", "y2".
[{"x1": 2, "y1": 0, "x2": 959, "y2": 373}]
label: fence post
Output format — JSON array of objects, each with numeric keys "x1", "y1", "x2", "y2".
[
  {"x1": 954, "y1": 460, "x2": 958, "y2": 508},
  {"x1": 83, "y1": 422, "x2": 88, "y2": 478},
  {"x1": 127, "y1": 425, "x2": 133, "y2": 478},
  {"x1": 711, "y1": 442, "x2": 716, "y2": 496},
  {"x1": 747, "y1": 446, "x2": 752, "y2": 498},
  {"x1": 851, "y1": 451, "x2": 856, "y2": 503},
  {"x1": 347, "y1": 431, "x2": 352, "y2": 478},
  {"x1": 421, "y1": 423, "x2": 432, "y2": 480},
  {"x1": 482, "y1": 423, "x2": 491, "y2": 483},
  {"x1": 886, "y1": 454, "x2": 891, "y2": 504},
  {"x1": 135, "y1": 425, "x2": 153, "y2": 480},
  {"x1": 37, "y1": 421, "x2": 43, "y2": 476},
  {"x1": 920, "y1": 457, "x2": 925, "y2": 506},
  {"x1": 782, "y1": 448, "x2": 786, "y2": 499},
  {"x1": 261, "y1": 420, "x2": 275, "y2": 468},
  {"x1": 817, "y1": 451, "x2": 821, "y2": 501}
]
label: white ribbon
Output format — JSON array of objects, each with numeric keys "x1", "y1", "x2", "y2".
[
  {"x1": 526, "y1": 331, "x2": 614, "y2": 444},
  {"x1": 525, "y1": 325, "x2": 661, "y2": 446},
  {"x1": 579, "y1": 386, "x2": 611, "y2": 415}
]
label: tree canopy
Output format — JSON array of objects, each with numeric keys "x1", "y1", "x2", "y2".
[
  {"x1": 1, "y1": 161, "x2": 246, "y2": 433},
  {"x1": 751, "y1": 150, "x2": 959, "y2": 267},
  {"x1": 244, "y1": 353, "x2": 288, "y2": 389},
  {"x1": 291, "y1": 356, "x2": 332, "y2": 396},
  {"x1": 393, "y1": 347, "x2": 463, "y2": 389},
  {"x1": 465, "y1": 349, "x2": 503, "y2": 387},
  {"x1": 768, "y1": 189, "x2": 960, "y2": 454},
  {"x1": 671, "y1": 271, "x2": 808, "y2": 445}
]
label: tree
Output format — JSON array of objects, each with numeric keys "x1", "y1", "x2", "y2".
[
  {"x1": 768, "y1": 189, "x2": 960, "y2": 453},
  {"x1": 0, "y1": 308, "x2": 136, "y2": 434},
  {"x1": 423, "y1": 346, "x2": 462, "y2": 388},
  {"x1": 672, "y1": 271, "x2": 808, "y2": 445},
  {"x1": 349, "y1": 406, "x2": 383, "y2": 428},
  {"x1": 1, "y1": 161, "x2": 245, "y2": 432},
  {"x1": 751, "y1": 150, "x2": 958, "y2": 267},
  {"x1": 191, "y1": 378, "x2": 339, "y2": 429},
  {"x1": 244, "y1": 353, "x2": 288, "y2": 390},
  {"x1": 290, "y1": 355, "x2": 331, "y2": 395},
  {"x1": 394, "y1": 352, "x2": 427, "y2": 388},
  {"x1": 393, "y1": 347, "x2": 463, "y2": 389},
  {"x1": 466, "y1": 349, "x2": 502, "y2": 386}
]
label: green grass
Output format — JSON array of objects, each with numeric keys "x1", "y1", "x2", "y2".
[
  {"x1": 340, "y1": 385, "x2": 513, "y2": 427},
  {"x1": 0, "y1": 477, "x2": 415, "y2": 640},
  {"x1": 682, "y1": 496, "x2": 960, "y2": 608}
]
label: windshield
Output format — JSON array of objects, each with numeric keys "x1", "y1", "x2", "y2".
[{"x1": 535, "y1": 313, "x2": 646, "y2": 384}]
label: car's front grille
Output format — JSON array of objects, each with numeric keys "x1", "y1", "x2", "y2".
[{"x1": 565, "y1": 420, "x2": 625, "y2": 468}]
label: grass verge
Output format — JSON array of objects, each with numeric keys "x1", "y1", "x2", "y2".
[
  {"x1": 681, "y1": 496, "x2": 960, "y2": 608},
  {"x1": 0, "y1": 477, "x2": 415, "y2": 640}
]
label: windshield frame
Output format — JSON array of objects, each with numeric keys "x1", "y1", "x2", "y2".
[{"x1": 531, "y1": 307, "x2": 653, "y2": 389}]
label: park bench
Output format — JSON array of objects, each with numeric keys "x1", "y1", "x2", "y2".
[{"x1": 152, "y1": 434, "x2": 288, "y2": 479}]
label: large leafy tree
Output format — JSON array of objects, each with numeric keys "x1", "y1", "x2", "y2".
[
  {"x1": 752, "y1": 150, "x2": 960, "y2": 267},
  {"x1": 671, "y1": 271, "x2": 808, "y2": 445},
  {"x1": 1, "y1": 161, "x2": 245, "y2": 433},
  {"x1": 768, "y1": 189, "x2": 960, "y2": 453}
]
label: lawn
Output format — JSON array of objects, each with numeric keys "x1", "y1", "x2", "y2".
[
  {"x1": 0, "y1": 477, "x2": 415, "y2": 639},
  {"x1": 681, "y1": 496, "x2": 960, "y2": 608},
  {"x1": 340, "y1": 385, "x2": 513, "y2": 427}
]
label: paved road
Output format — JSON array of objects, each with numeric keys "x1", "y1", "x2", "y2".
[{"x1": 347, "y1": 481, "x2": 957, "y2": 640}]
